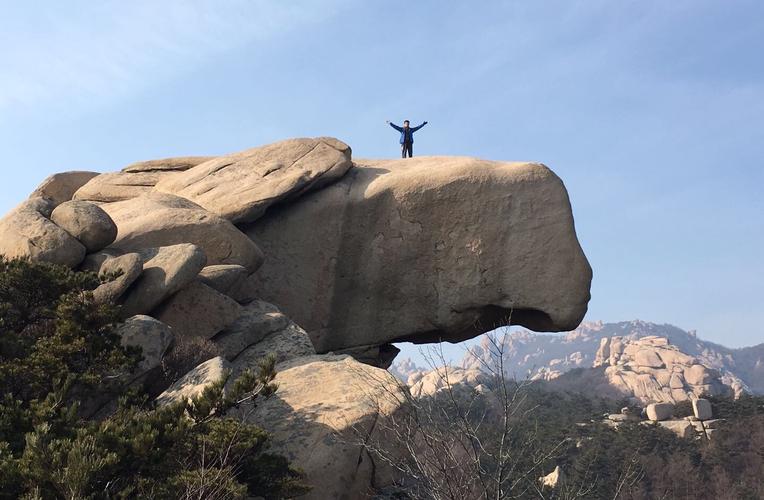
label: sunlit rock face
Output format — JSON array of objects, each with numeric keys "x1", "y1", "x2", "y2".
[{"x1": 246, "y1": 156, "x2": 592, "y2": 354}]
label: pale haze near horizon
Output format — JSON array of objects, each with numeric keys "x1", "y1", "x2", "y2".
[{"x1": 1, "y1": 1, "x2": 762, "y2": 365}]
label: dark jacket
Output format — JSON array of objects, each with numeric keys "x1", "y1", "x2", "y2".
[{"x1": 389, "y1": 122, "x2": 427, "y2": 144}]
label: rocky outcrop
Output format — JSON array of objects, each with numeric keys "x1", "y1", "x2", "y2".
[
  {"x1": 50, "y1": 200, "x2": 118, "y2": 252},
  {"x1": 240, "y1": 354, "x2": 404, "y2": 500},
  {"x1": 73, "y1": 156, "x2": 212, "y2": 203},
  {"x1": 247, "y1": 157, "x2": 592, "y2": 355},
  {"x1": 153, "y1": 281, "x2": 242, "y2": 341},
  {"x1": 100, "y1": 192, "x2": 263, "y2": 270},
  {"x1": 410, "y1": 366, "x2": 491, "y2": 398},
  {"x1": 91, "y1": 252, "x2": 143, "y2": 304},
  {"x1": 30, "y1": 171, "x2": 100, "y2": 206},
  {"x1": 0, "y1": 198, "x2": 86, "y2": 267},
  {"x1": 116, "y1": 315, "x2": 174, "y2": 380},
  {"x1": 121, "y1": 156, "x2": 214, "y2": 173},
  {"x1": 155, "y1": 137, "x2": 353, "y2": 224},
  {"x1": 593, "y1": 335, "x2": 733, "y2": 403},
  {"x1": 120, "y1": 244, "x2": 207, "y2": 317},
  {"x1": 2, "y1": 136, "x2": 598, "y2": 499},
  {"x1": 156, "y1": 356, "x2": 230, "y2": 407},
  {"x1": 451, "y1": 320, "x2": 759, "y2": 397}
]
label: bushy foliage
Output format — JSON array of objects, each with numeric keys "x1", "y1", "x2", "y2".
[{"x1": 0, "y1": 257, "x2": 306, "y2": 499}]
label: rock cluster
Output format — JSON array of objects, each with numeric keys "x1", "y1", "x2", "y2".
[
  {"x1": 0, "y1": 137, "x2": 593, "y2": 499},
  {"x1": 593, "y1": 335, "x2": 733, "y2": 404}
]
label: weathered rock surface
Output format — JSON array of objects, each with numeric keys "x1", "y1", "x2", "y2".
[
  {"x1": 154, "y1": 281, "x2": 242, "y2": 341},
  {"x1": 213, "y1": 300, "x2": 290, "y2": 360},
  {"x1": 116, "y1": 315, "x2": 174, "y2": 378},
  {"x1": 593, "y1": 335, "x2": 733, "y2": 404},
  {"x1": 92, "y1": 252, "x2": 143, "y2": 304},
  {"x1": 101, "y1": 192, "x2": 263, "y2": 270},
  {"x1": 693, "y1": 398, "x2": 713, "y2": 420},
  {"x1": 241, "y1": 354, "x2": 404, "y2": 500},
  {"x1": 540, "y1": 466, "x2": 564, "y2": 489},
  {"x1": 120, "y1": 244, "x2": 207, "y2": 317},
  {"x1": 0, "y1": 198, "x2": 86, "y2": 267},
  {"x1": 50, "y1": 200, "x2": 118, "y2": 252},
  {"x1": 197, "y1": 264, "x2": 249, "y2": 298},
  {"x1": 121, "y1": 156, "x2": 213, "y2": 173},
  {"x1": 247, "y1": 157, "x2": 592, "y2": 353},
  {"x1": 30, "y1": 171, "x2": 100, "y2": 206},
  {"x1": 155, "y1": 137, "x2": 353, "y2": 223},
  {"x1": 156, "y1": 356, "x2": 230, "y2": 407},
  {"x1": 410, "y1": 366, "x2": 490, "y2": 398},
  {"x1": 657, "y1": 419, "x2": 693, "y2": 439},
  {"x1": 74, "y1": 171, "x2": 177, "y2": 202},
  {"x1": 230, "y1": 320, "x2": 315, "y2": 368},
  {"x1": 646, "y1": 402, "x2": 674, "y2": 421}
]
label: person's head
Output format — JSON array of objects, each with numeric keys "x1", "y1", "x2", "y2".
[{"x1": 403, "y1": 120, "x2": 410, "y2": 128}]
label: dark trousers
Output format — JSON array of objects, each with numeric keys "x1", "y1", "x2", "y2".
[{"x1": 401, "y1": 141, "x2": 413, "y2": 158}]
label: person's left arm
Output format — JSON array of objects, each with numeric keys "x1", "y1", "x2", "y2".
[{"x1": 410, "y1": 121, "x2": 428, "y2": 132}]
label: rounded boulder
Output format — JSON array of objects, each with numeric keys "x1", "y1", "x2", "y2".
[{"x1": 51, "y1": 200, "x2": 118, "y2": 252}]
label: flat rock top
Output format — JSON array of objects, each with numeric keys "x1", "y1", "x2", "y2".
[
  {"x1": 354, "y1": 156, "x2": 553, "y2": 195},
  {"x1": 155, "y1": 137, "x2": 352, "y2": 223}
]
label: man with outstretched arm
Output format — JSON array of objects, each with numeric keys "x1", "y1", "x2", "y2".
[{"x1": 386, "y1": 119, "x2": 428, "y2": 158}]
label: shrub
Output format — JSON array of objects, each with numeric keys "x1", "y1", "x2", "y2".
[{"x1": 0, "y1": 257, "x2": 306, "y2": 499}]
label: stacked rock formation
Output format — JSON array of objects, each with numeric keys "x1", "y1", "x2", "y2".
[
  {"x1": 593, "y1": 335, "x2": 734, "y2": 403},
  {"x1": 0, "y1": 137, "x2": 593, "y2": 499}
]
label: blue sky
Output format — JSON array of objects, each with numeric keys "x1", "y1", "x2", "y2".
[{"x1": 1, "y1": 1, "x2": 762, "y2": 357}]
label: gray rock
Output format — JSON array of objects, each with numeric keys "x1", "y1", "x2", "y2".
[
  {"x1": 116, "y1": 315, "x2": 174, "y2": 378},
  {"x1": 692, "y1": 398, "x2": 713, "y2": 420},
  {"x1": 79, "y1": 248, "x2": 123, "y2": 272},
  {"x1": 155, "y1": 137, "x2": 353, "y2": 223},
  {"x1": 635, "y1": 348, "x2": 664, "y2": 369},
  {"x1": 230, "y1": 320, "x2": 315, "y2": 369},
  {"x1": 73, "y1": 170, "x2": 179, "y2": 202},
  {"x1": 92, "y1": 252, "x2": 143, "y2": 304},
  {"x1": 120, "y1": 244, "x2": 207, "y2": 317},
  {"x1": 156, "y1": 356, "x2": 230, "y2": 407},
  {"x1": 197, "y1": 265, "x2": 249, "y2": 296},
  {"x1": 153, "y1": 281, "x2": 242, "y2": 341},
  {"x1": 657, "y1": 420, "x2": 694, "y2": 439},
  {"x1": 50, "y1": 200, "x2": 118, "y2": 252},
  {"x1": 121, "y1": 156, "x2": 214, "y2": 173},
  {"x1": 246, "y1": 157, "x2": 592, "y2": 353},
  {"x1": 212, "y1": 300, "x2": 290, "y2": 360},
  {"x1": 100, "y1": 192, "x2": 263, "y2": 271},
  {"x1": 0, "y1": 197, "x2": 86, "y2": 267},
  {"x1": 30, "y1": 171, "x2": 100, "y2": 206},
  {"x1": 646, "y1": 402, "x2": 674, "y2": 422},
  {"x1": 239, "y1": 354, "x2": 404, "y2": 500}
]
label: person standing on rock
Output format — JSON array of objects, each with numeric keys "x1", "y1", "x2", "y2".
[{"x1": 387, "y1": 119, "x2": 428, "y2": 158}]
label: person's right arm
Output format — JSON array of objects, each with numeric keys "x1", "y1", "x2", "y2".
[{"x1": 387, "y1": 121, "x2": 403, "y2": 131}]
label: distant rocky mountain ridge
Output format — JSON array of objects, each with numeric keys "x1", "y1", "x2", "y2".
[{"x1": 391, "y1": 320, "x2": 764, "y2": 397}]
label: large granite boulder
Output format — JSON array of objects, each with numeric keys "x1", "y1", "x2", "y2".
[
  {"x1": 156, "y1": 356, "x2": 230, "y2": 407},
  {"x1": 74, "y1": 171, "x2": 177, "y2": 202},
  {"x1": 116, "y1": 315, "x2": 174, "y2": 379},
  {"x1": 91, "y1": 252, "x2": 143, "y2": 304},
  {"x1": 120, "y1": 244, "x2": 207, "y2": 317},
  {"x1": 594, "y1": 335, "x2": 732, "y2": 404},
  {"x1": 153, "y1": 281, "x2": 242, "y2": 341},
  {"x1": 72, "y1": 155, "x2": 213, "y2": 203},
  {"x1": 246, "y1": 157, "x2": 592, "y2": 353},
  {"x1": 100, "y1": 192, "x2": 263, "y2": 270},
  {"x1": 197, "y1": 264, "x2": 251, "y2": 300},
  {"x1": 50, "y1": 200, "x2": 118, "y2": 252},
  {"x1": 155, "y1": 137, "x2": 353, "y2": 223},
  {"x1": 30, "y1": 171, "x2": 100, "y2": 206},
  {"x1": 0, "y1": 198, "x2": 86, "y2": 267},
  {"x1": 241, "y1": 354, "x2": 404, "y2": 500},
  {"x1": 213, "y1": 300, "x2": 292, "y2": 360},
  {"x1": 121, "y1": 156, "x2": 214, "y2": 173}
]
